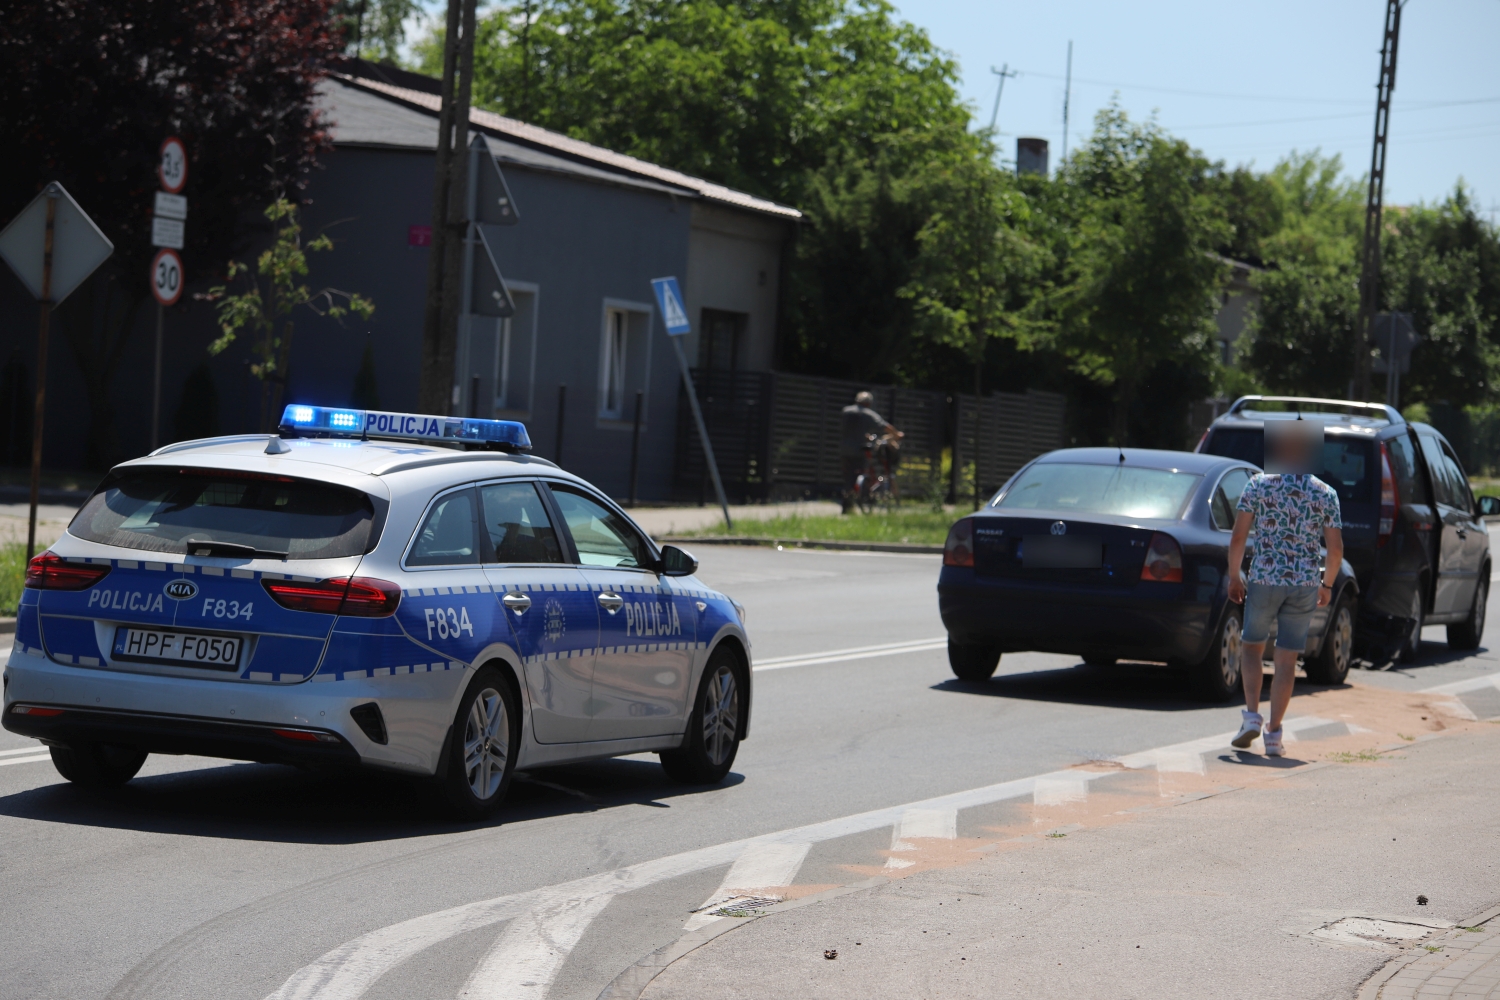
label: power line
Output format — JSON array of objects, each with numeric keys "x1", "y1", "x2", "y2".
[
  {"x1": 1010, "y1": 69, "x2": 1371, "y2": 106},
  {"x1": 1166, "y1": 98, "x2": 1500, "y2": 132}
]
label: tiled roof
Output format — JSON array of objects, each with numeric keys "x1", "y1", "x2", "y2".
[{"x1": 334, "y1": 74, "x2": 802, "y2": 221}]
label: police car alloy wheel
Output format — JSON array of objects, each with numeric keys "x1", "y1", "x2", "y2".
[
  {"x1": 49, "y1": 742, "x2": 148, "y2": 787},
  {"x1": 442, "y1": 668, "x2": 518, "y2": 818},
  {"x1": 660, "y1": 650, "x2": 742, "y2": 785}
]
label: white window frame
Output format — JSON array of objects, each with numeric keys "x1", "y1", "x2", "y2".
[
  {"x1": 597, "y1": 299, "x2": 653, "y2": 426},
  {"x1": 495, "y1": 280, "x2": 539, "y2": 417}
]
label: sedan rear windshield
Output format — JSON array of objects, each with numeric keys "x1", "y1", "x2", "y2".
[
  {"x1": 70, "y1": 467, "x2": 380, "y2": 559},
  {"x1": 995, "y1": 464, "x2": 1201, "y2": 520}
]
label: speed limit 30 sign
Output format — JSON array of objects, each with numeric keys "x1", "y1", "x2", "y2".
[{"x1": 151, "y1": 249, "x2": 183, "y2": 306}]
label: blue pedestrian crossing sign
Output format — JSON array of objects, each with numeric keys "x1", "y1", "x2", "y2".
[{"x1": 650, "y1": 277, "x2": 691, "y2": 336}]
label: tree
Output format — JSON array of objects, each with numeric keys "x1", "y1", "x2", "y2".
[
  {"x1": 202, "y1": 199, "x2": 374, "y2": 431},
  {"x1": 0, "y1": 0, "x2": 340, "y2": 467},
  {"x1": 335, "y1": 0, "x2": 423, "y2": 62},
  {"x1": 1048, "y1": 108, "x2": 1230, "y2": 446},
  {"x1": 1242, "y1": 152, "x2": 1365, "y2": 398}
]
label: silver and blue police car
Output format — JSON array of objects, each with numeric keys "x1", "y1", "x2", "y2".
[{"x1": 2, "y1": 405, "x2": 751, "y2": 817}]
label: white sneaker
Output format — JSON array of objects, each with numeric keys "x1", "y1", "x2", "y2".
[
  {"x1": 1263, "y1": 728, "x2": 1285, "y2": 757},
  {"x1": 1231, "y1": 711, "x2": 1263, "y2": 749}
]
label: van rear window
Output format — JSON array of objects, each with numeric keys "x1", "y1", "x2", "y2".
[
  {"x1": 70, "y1": 467, "x2": 380, "y2": 559},
  {"x1": 1204, "y1": 428, "x2": 1375, "y2": 504}
]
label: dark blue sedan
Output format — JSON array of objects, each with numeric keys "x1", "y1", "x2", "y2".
[{"x1": 937, "y1": 448, "x2": 1358, "y2": 699}]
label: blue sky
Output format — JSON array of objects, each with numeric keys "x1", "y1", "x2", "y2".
[
  {"x1": 406, "y1": 1, "x2": 1500, "y2": 213},
  {"x1": 891, "y1": 0, "x2": 1500, "y2": 211}
]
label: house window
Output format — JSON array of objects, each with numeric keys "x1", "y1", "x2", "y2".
[{"x1": 600, "y1": 308, "x2": 629, "y2": 420}]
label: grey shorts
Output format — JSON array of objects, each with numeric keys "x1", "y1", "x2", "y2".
[{"x1": 1242, "y1": 583, "x2": 1319, "y2": 651}]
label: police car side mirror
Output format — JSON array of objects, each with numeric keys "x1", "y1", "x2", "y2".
[
  {"x1": 658, "y1": 544, "x2": 698, "y2": 577},
  {"x1": 1479, "y1": 495, "x2": 1500, "y2": 517}
]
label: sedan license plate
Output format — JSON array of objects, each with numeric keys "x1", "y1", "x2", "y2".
[
  {"x1": 112, "y1": 626, "x2": 242, "y2": 670},
  {"x1": 1022, "y1": 534, "x2": 1102, "y2": 569}
]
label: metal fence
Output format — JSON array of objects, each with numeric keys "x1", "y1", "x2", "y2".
[{"x1": 674, "y1": 370, "x2": 1066, "y2": 504}]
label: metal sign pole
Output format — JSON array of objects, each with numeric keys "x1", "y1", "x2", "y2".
[
  {"x1": 26, "y1": 191, "x2": 57, "y2": 561},
  {"x1": 672, "y1": 336, "x2": 732, "y2": 530},
  {"x1": 152, "y1": 303, "x2": 164, "y2": 449}
]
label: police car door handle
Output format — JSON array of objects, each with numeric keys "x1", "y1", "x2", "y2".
[
  {"x1": 502, "y1": 592, "x2": 531, "y2": 614},
  {"x1": 598, "y1": 592, "x2": 623, "y2": 614}
]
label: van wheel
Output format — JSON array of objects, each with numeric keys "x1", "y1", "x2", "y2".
[
  {"x1": 50, "y1": 743, "x2": 148, "y2": 787},
  {"x1": 661, "y1": 648, "x2": 743, "y2": 785},
  {"x1": 1306, "y1": 593, "x2": 1354, "y2": 685},
  {"x1": 1449, "y1": 576, "x2": 1488, "y2": 651},
  {"x1": 439, "y1": 668, "x2": 518, "y2": 820},
  {"x1": 1192, "y1": 606, "x2": 1242, "y2": 702},
  {"x1": 948, "y1": 639, "x2": 1001, "y2": 681}
]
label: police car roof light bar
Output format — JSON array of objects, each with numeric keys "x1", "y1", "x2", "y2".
[{"x1": 278, "y1": 405, "x2": 532, "y2": 453}]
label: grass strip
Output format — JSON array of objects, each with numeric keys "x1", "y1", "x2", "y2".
[
  {"x1": 680, "y1": 510, "x2": 956, "y2": 546},
  {"x1": 0, "y1": 542, "x2": 25, "y2": 616}
]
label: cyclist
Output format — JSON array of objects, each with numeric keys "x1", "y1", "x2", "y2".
[{"x1": 839, "y1": 391, "x2": 900, "y2": 513}]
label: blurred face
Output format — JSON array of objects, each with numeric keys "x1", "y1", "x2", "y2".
[{"x1": 1264, "y1": 420, "x2": 1323, "y2": 474}]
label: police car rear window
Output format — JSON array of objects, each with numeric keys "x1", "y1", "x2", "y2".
[
  {"x1": 69, "y1": 467, "x2": 379, "y2": 559},
  {"x1": 996, "y1": 464, "x2": 1201, "y2": 520}
]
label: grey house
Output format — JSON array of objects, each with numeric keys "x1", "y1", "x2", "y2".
[{"x1": 0, "y1": 65, "x2": 800, "y2": 502}]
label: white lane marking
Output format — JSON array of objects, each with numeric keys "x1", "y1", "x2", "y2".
[
  {"x1": 684, "y1": 841, "x2": 812, "y2": 931},
  {"x1": 754, "y1": 637, "x2": 948, "y2": 672},
  {"x1": 1424, "y1": 671, "x2": 1500, "y2": 697},
  {"x1": 0, "y1": 744, "x2": 47, "y2": 758},
  {"x1": 260, "y1": 706, "x2": 1398, "y2": 1000},
  {"x1": 0, "y1": 753, "x2": 51, "y2": 768},
  {"x1": 885, "y1": 808, "x2": 956, "y2": 870},
  {"x1": 460, "y1": 890, "x2": 614, "y2": 1000}
]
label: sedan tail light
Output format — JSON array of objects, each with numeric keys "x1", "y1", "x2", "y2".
[
  {"x1": 943, "y1": 519, "x2": 974, "y2": 567},
  {"x1": 1140, "y1": 533, "x2": 1183, "y2": 583},
  {"x1": 25, "y1": 553, "x2": 111, "y2": 590},
  {"x1": 262, "y1": 576, "x2": 402, "y2": 617},
  {"x1": 1378, "y1": 442, "x2": 1399, "y2": 546}
]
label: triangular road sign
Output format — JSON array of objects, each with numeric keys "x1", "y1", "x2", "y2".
[{"x1": 651, "y1": 276, "x2": 691, "y2": 335}]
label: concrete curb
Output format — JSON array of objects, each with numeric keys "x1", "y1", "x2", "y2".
[
  {"x1": 657, "y1": 536, "x2": 944, "y2": 555},
  {"x1": 1356, "y1": 900, "x2": 1500, "y2": 999}
]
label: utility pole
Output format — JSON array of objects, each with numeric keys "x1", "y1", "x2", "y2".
[
  {"x1": 419, "y1": 0, "x2": 479, "y2": 414},
  {"x1": 988, "y1": 64, "x2": 1017, "y2": 134},
  {"x1": 1061, "y1": 41, "x2": 1073, "y2": 166},
  {"x1": 1354, "y1": 0, "x2": 1403, "y2": 402}
]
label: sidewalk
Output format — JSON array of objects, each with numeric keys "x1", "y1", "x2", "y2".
[
  {"x1": 637, "y1": 689, "x2": 1500, "y2": 1000},
  {"x1": 626, "y1": 501, "x2": 841, "y2": 538}
]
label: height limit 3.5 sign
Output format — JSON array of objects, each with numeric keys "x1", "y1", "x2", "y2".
[{"x1": 151, "y1": 249, "x2": 182, "y2": 306}]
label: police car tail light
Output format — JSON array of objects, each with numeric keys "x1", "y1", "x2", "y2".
[
  {"x1": 271, "y1": 728, "x2": 343, "y2": 743},
  {"x1": 1140, "y1": 533, "x2": 1183, "y2": 583},
  {"x1": 9, "y1": 705, "x2": 64, "y2": 717},
  {"x1": 25, "y1": 553, "x2": 111, "y2": 591},
  {"x1": 943, "y1": 519, "x2": 974, "y2": 567},
  {"x1": 261, "y1": 576, "x2": 401, "y2": 617},
  {"x1": 1378, "y1": 442, "x2": 1399, "y2": 545}
]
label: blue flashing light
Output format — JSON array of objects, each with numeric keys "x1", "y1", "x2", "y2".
[{"x1": 277, "y1": 405, "x2": 532, "y2": 452}]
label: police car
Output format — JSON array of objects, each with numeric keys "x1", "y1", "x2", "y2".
[{"x1": 2, "y1": 406, "x2": 751, "y2": 817}]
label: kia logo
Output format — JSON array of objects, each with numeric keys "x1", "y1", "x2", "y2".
[
  {"x1": 1050, "y1": 521, "x2": 1067, "y2": 536},
  {"x1": 164, "y1": 579, "x2": 199, "y2": 601}
]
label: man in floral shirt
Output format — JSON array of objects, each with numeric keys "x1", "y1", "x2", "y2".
[{"x1": 1226, "y1": 425, "x2": 1343, "y2": 756}]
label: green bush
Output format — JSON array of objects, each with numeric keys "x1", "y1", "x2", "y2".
[
  {"x1": 0, "y1": 542, "x2": 26, "y2": 616},
  {"x1": 686, "y1": 510, "x2": 956, "y2": 546}
]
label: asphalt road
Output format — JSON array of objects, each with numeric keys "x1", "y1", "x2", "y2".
[{"x1": 1, "y1": 533, "x2": 1497, "y2": 1000}]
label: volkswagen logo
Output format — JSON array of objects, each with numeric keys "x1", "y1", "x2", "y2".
[
  {"x1": 164, "y1": 578, "x2": 199, "y2": 601},
  {"x1": 1050, "y1": 521, "x2": 1067, "y2": 536}
]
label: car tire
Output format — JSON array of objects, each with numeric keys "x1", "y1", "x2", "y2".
[
  {"x1": 947, "y1": 639, "x2": 1001, "y2": 682},
  {"x1": 1305, "y1": 592, "x2": 1354, "y2": 685},
  {"x1": 1192, "y1": 606, "x2": 1243, "y2": 702},
  {"x1": 439, "y1": 667, "x2": 518, "y2": 821},
  {"x1": 661, "y1": 647, "x2": 744, "y2": 785},
  {"x1": 1448, "y1": 575, "x2": 1488, "y2": 651},
  {"x1": 50, "y1": 742, "x2": 148, "y2": 787},
  {"x1": 1399, "y1": 588, "x2": 1425, "y2": 663},
  {"x1": 1082, "y1": 654, "x2": 1117, "y2": 667}
]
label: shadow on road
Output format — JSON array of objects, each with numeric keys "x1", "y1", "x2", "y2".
[
  {"x1": 931, "y1": 659, "x2": 1350, "y2": 712},
  {"x1": 0, "y1": 754, "x2": 741, "y2": 844}
]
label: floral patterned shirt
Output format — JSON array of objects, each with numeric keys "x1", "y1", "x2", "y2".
[{"x1": 1236, "y1": 473, "x2": 1342, "y2": 587}]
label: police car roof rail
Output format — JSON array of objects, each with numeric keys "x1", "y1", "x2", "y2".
[{"x1": 1225, "y1": 396, "x2": 1403, "y2": 426}]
